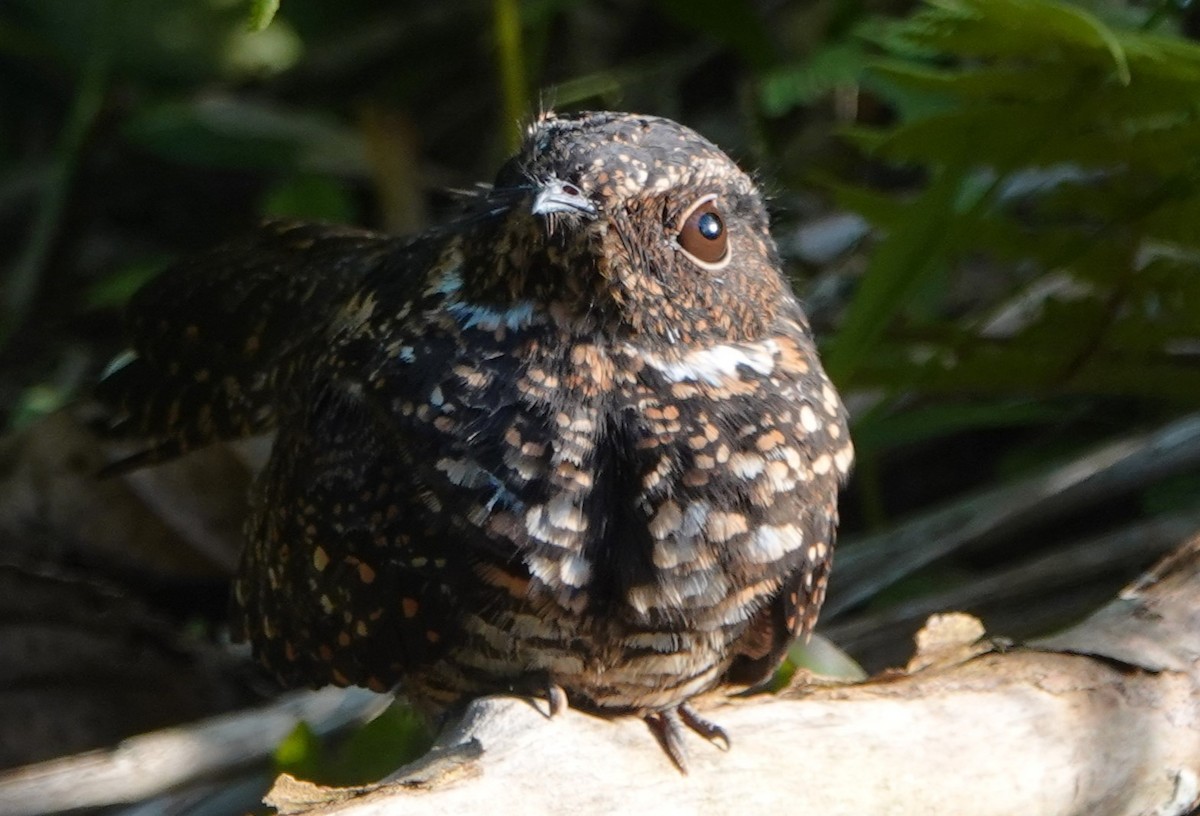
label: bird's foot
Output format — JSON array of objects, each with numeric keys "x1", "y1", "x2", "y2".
[{"x1": 644, "y1": 703, "x2": 731, "y2": 774}]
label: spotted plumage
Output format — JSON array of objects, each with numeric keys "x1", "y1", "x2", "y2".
[{"x1": 97, "y1": 111, "x2": 852, "y2": 770}]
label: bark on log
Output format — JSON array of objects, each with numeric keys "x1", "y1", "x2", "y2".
[{"x1": 264, "y1": 537, "x2": 1200, "y2": 816}]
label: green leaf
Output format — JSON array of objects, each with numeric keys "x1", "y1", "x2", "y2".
[
  {"x1": 247, "y1": 0, "x2": 281, "y2": 32},
  {"x1": 1009, "y1": 0, "x2": 1131, "y2": 85},
  {"x1": 261, "y1": 174, "x2": 358, "y2": 222},
  {"x1": 824, "y1": 166, "x2": 967, "y2": 384},
  {"x1": 326, "y1": 703, "x2": 433, "y2": 784},
  {"x1": 274, "y1": 703, "x2": 433, "y2": 786},
  {"x1": 865, "y1": 61, "x2": 1076, "y2": 106},
  {"x1": 759, "y1": 41, "x2": 869, "y2": 116},
  {"x1": 8, "y1": 384, "x2": 72, "y2": 430},
  {"x1": 83, "y1": 258, "x2": 168, "y2": 309},
  {"x1": 908, "y1": 0, "x2": 1131, "y2": 82},
  {"x1": 274, "y1": 721, "x2": 323, "y2": 781},
  {"x1": 784, "y1": 635, "x2": 867, "y2": 683}
]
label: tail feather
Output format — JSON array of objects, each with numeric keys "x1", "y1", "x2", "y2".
[{"x1": 95, "y1": 220, "x2": 400, "y2": 468}]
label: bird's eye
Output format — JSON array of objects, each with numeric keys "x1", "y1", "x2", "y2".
[{"x1": 677, "y1": 197, "x2": 730, "y2": 267}]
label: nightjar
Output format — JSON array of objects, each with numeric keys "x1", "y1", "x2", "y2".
[{"x1": 97, "y1": 111, "x2": 853, "y2": 770}]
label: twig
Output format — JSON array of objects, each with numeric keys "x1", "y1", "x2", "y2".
[
  {"x1": 827, "y1": 509, "x2": 1200, "y2": 668},
  {"x1": 827, "y1": 411, "x2": 1200, "y2": 618}
]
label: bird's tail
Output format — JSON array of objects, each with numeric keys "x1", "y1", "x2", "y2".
[{"x1": 95, "y1": 220, "x2": 393, "y2": 471}]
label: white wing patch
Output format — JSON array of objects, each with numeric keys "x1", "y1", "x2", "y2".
[
  {"x1": 639, "y1": 340, "x2": 779, "y2": 385},
  {"x1": 746, "y1": 523, "x2": 804, "y2": 564}
]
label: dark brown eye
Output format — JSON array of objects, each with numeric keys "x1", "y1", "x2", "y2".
[{"x1": 678, "y1": 198, "x2": 729, "y2": 266}]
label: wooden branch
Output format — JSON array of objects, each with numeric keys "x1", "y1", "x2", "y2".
[
  {"x1": 263, "y1": 537, "x2": 1200, "y2": 816},
  {"x1": 0, "y1": 687, "x2": 388, "y2": 816}
]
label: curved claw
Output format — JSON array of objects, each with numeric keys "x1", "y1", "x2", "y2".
[
  {"x1": 644, "y1": 704, "x2": 731, "y2": 774},
  {"x1": 546, "y1": 683, "x2": 568, "y2": 717},
  {"x1": 679, "y1": 703, "x2": 731, "y2": 752}
]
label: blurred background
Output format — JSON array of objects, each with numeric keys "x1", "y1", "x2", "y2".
[{"x1": 4, "y1": 0, "x2": 1200, "y2": 810}]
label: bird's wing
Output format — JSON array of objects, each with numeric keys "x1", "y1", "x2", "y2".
[
  {"x1": 233, "y1": 250, "x2": 559, "y2": 692},
  {"x1": 95, "y1": 220, "x2": 406, "y2": 469}
]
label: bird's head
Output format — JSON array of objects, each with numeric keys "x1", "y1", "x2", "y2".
[{"x1": 461, "y1": 111, "x2": 790, "y2": 345}]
